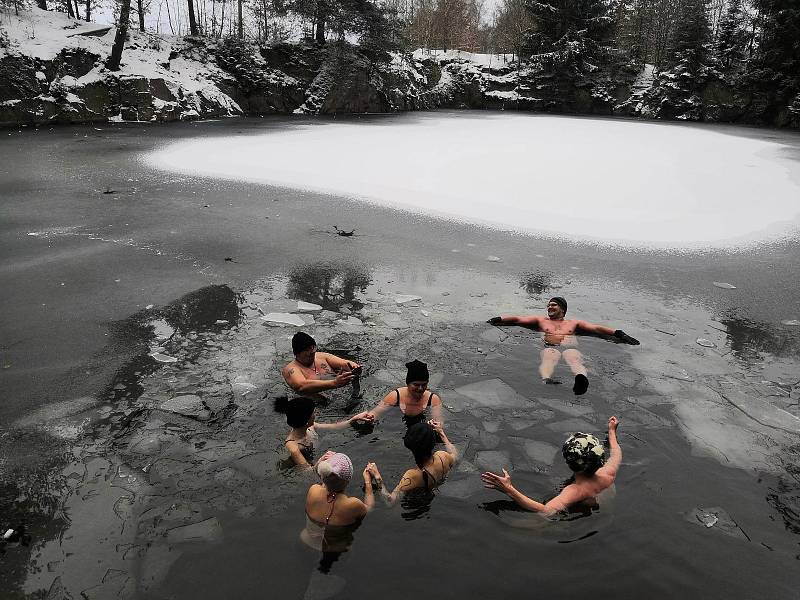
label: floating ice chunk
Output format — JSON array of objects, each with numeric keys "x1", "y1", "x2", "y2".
[
  {"x1": 149, "y1": 319, "x2": 175, "y2": 341},
  {"x1": 166, "y1": 517, "x2": 222, "y2": 543},
  {"x1": 145, "y1": 304, "x2": 154, "y2": 309},
  {"x1": 521, "y1": 440, "x2": 558, "y2": 465},
  {"x1": 159, "y1": 395, "x2": 210, "y2": 420},
  {"x1": 14, "y1": 396, "x2": 96, "y2": 428},
  {"x1": 420, "y1": 310, "x2": 430, "y2": 317},
  {"x1": 780, "y1": 319, "x2": 800, "y2": 326},
  {"x1": 454, "y1": 379, "x2": 529, "y2": 408},
  {"x1": 394, "y1": 294, "x2": 422, "y2": 305},
  {"x1": 536, "y1": 397, "x2": 593, "y2": 417},
  {"x1": 695, "y1": 338, "x2": 716, "y2": 348},
  {"x1": 438, "y1": 476, "x2": 484, "y2": 499},
  {"x1": 685, "y1": 507, "x2": 748, "y2": 540},
  {"x1": 296, "y1": 300, "x2": 323, "y2": 313},
  {"x1": 381, "y1": 314, "x2": 409, "y2": 329},
  {"x1": 475, "y1": 450, "x2": 511, "y2": 472},
  {"x1": 215, "y1": 319, "x2": 229, "y2": 325},
  {"x1": 261, "y1": 312, "x2": 305, "y2": 326},
  {"x1": 487, "y1": 256, "x2": 502, "y2": 262},
  {"x1": 712, "y1": 282, "x2": 737, "y2": 289},
  {"x1": 149, "y1": 352, "x2": 178, "y2": 363},
  {"x1": 338, "y1": 316, "x2": 363, "y2": 326},
  {"x1": 232, "y1": 382, "x2": 257, "y2": 395}
]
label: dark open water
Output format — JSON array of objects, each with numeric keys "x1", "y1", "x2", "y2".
[{"x1": 1, "y1": 115, "x2": 800, "y2": 599}]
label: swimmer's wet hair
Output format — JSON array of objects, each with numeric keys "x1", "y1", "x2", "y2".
[
  {"x1": 292, "y1": 331, "x2": 316, "y2": 355},
  {"x1": 404, "y1": 422, "x2": 437, "y2": 467},
  {"x1": 284, "y1": 396, "x2": 315, "y2": 428}
]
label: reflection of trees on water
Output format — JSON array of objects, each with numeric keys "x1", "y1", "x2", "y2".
[
  {"x1": 161, "y1": 284, "x2": 243, "y2": 333},
  {"x1": 719, "y1": 315, "x2": 799, "y2": 360},
  {"x1": 520, "y1": 271, "x2": 555, "y2": 296},
  {"x1": 287, "y1": 262, "x2": 371, "y2": 310}
]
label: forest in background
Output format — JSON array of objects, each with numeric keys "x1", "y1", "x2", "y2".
[{"x1": 1, "y1": 0, "x2": 798, "y2": 126}]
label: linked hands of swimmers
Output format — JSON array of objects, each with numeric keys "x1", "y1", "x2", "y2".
[
  {"x1": 608, "y1": 416, "x2": 620, "y2": 431},
  {"x1": 613, "y1": 330, "x2": 640, "y2": 345},
  {"x1": 480, "y1": 469, "x2": 514, "y2": 494},
  {"x1": 428, "y1": 419, "x2": 444, "y2": 435},
  {"x1": 367, "y1": 463, "x2": 383, "y2": 487},
  {"x1": 350, "y1": 411, "x2": 375, "y2": 424},
  {"x1": 363, "y1": 462, "x2": 376, "y2": 481}
]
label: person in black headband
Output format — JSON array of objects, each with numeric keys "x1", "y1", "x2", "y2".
[
  {"x1": 487, "y1": 297, "x2": 640, "y2": 396},
  {"x1": 282, "y1": 331, "x2": 362, "y2": 398},
  {"x1": 364, "y1": 359, "x2": 444, "y2": 427}
]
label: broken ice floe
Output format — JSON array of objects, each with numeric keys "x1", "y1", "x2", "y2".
[
  {"x1": 686, "y1": 507, "x2": 748, "y2": 540},
  {"x1": 780, "y1": 319, "x2": 800, "y2": 326},
  {"x1": 487, "y1": 256, "x2": 502, "y2": 262},
  {"x1": 159, "y1": 395, "x2": 211, "y2": 420},
  {"x1": 296, "y1": 301, "x2": 323, "y2": 313},
  {"x1": 394, "y1": 294, "x2": 422, "y2": 305},
  {"x1": 149, "y1": 352, "x2": 178, "y2": 363},
  {"x1": 712, "y1": 282, "x2": 737, "y2": 289},
  {"x1": 695, "y1": 338, "x2": 716, "y2": 348},
  {"x1": 260, "y1": 312, "x2": 306, "y2": 326},
  {"x1": 454, "y1": 379, "x2": 529, "y2": 408}
]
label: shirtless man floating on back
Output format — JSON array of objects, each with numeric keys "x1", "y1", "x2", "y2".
[{"x1": 488, "y1": 296, "x2": 639, "y2": 395}]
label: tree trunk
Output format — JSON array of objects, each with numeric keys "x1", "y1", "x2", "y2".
[
  {"x1": 66, "y1": 0, "x2": 75, "y2": 18},
  {"x1": 137, "y1": 0, "x2": 145, "y2": 31},
  {"x1": 36, "y1": 0, "x2": 47, "y2": 10},
  {"x1": 74, "y1": 0, "x2": 81, "y2": 19},
  {"x1": 107, "y1": 0, "x2": 132, "y2": 71},
  {"x1": 238, "y1": 0, "x2": 243, "y2": 38},
  {"x1": 315, "y1": 17, "x2": 325, "y2": 43},
  {"x1": 187, "y1": 0, "x2": 199, "y2": 35},
  {"x1": 85, "y1": 0, "x2": 91, "y2": 21}
]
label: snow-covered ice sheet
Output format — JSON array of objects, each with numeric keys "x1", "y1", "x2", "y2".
[{"x1": 146, "y1": 114, "x2": 800, "y2": 248}]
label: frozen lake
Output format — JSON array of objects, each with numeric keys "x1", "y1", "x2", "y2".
[{"x1": 147, "y1": 113, "x2": 800, "y2": 248}]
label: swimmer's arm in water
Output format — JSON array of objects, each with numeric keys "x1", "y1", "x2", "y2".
[
  {"x1": 314, "y1": 411, "x2": 374, "y2": 432},
  {"x1": 574, "y1": 321, "x2": 641, "y2": 345},
  {"x1": 285, "y1": 440, "x2": 312, "y2": 469},
  {"x1": 283, "y1": 364, "x2": 354, "y2": 393},
  {"x1": 430, "y1": 420, "x2": 458, "y2": 461},
  {"x1": 595, "y1": 416, "x2": 622, "y2": 482},
  {"x1": 364, "y1": 390, "x2": 398, "y2": 421},
  {"x1": 430, "y1": 393, "x2": 443, "y2": 423},
  {"x1": 361, "y1": 463, "x2": 376, "y2": 512},
  {"x1": 488, "y1": 315, "x2": 543, "y2": 330},
  {"x1": 481, "y1": 469, "x2": 579, "y2": 515},
  {"x1": 321, "y1": 352, "x2": 360, "y2": 373}
]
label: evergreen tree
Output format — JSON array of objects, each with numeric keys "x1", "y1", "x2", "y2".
[
  {"x1": 714, "y1": 0, "x2": 746, "y2": 75},
  {"x1": 744, "y1": 0, "x2": 800, "y2": 126},
  {"x1": 521, "y1": 0, "x2": 617, "y2": 111}
]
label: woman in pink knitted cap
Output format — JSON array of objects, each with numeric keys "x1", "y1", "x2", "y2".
[{"x1": 301, "y1": 451, "x2": 377, "y2": 567}]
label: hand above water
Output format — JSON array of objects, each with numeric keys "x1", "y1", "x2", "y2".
[
  {"x1": 487, "y1": 316, "x2": 504, "y2": 326},
  {"x1": 608, "y1": 416, "x2": 620, "y2": 432},
  {"x1": 480, "y1": 469, "x2": 514, "y2": 494},
  {"x1": 350, "y1": 411, "x2": 374, "y2": 424},
  {"x1": 613, "y1": 330, "x2": 640, "y2": 345},
  {"x1": 333, "y1": 370, "x2": 354, "y2": 387},
  {"x1": 428, "y1": 419, "x2": 445, "y2": 435}
]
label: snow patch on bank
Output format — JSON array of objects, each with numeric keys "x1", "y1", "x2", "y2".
[{"x1": 146, "y1": 113, "x2": 800, "y2": 248}]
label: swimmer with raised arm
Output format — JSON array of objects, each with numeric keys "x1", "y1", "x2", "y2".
[
  {"x1": 481, "y1": 416, "x2": 622, "y2": 516},
  {"x1": 283, "y1": 397, "x2": 373, "y2": 469},
  {"x1": 368, "y1": 420, "x2": 457, "y2": 505},
  {"x1": 365, "y1": 359, "x2": 443, "y2": 427},
  {"x1": 282, "y1": 332, "x2": 361, "y2": 400},
  {"x1": 488, "y1": 297, "x2": 639, "y2": 395}
]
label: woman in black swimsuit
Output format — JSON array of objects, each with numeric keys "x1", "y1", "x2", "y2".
[
  {"x1": 365, "y1": 359, "x2": 444, "y2": 426},
  {"x1": 368, "y1": 421, "x2": 458, "y2": 505}
]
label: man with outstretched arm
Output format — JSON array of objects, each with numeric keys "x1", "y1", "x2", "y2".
[
  {"x1": 282, "y1": 332, "x2": 360, "y2": 399},
  {"x1": 481, "y1": 416, "x2": 622, "y2": 516},
  {"x1": 487, "y1": 296, "x2": 639, "y2": 395}
]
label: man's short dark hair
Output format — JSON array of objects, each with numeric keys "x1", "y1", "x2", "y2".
[{"x1": 292, "y1": 331, "x2": 316, "y2": 355}]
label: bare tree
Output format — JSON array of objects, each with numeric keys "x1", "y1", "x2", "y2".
[
  {"x1": 187, "y1": 0, "x2": 199, "y2": 34},
  {"x1": 107, "y1": 0, "x2": 132, "y2": 70}
]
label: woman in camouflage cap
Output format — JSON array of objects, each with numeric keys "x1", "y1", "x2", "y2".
[{"x1": 481, "y1": 416, "x2": 622, "y2": 515}]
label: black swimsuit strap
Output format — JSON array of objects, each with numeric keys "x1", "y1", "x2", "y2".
[{"x1": 395, "y1": 388, "x2": 401, "y2": 405}]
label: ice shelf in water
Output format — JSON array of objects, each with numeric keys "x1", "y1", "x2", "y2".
[{"x1": 147, "y1": 114, "x2": 800, "y2": 247}]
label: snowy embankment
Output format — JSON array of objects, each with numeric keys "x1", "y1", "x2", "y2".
[
  {"x1": 148, "y1": 113, "x2": 800, "y2": 249},
  {"x1": 0, "y1": 8, "x2": 604, "y2": 126}
]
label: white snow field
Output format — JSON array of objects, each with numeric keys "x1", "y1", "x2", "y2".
[{"x1": 147, "y1": 113, "x2": 800, "y2": 248}]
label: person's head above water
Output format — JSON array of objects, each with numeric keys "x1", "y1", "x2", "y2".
[
  {"x1": 406, "y1": 359, "x2": 430, "y2": 398},
  {"x1": 547, "y1": 296, "x2": 568, "y2": 320},
  {"x1": 562, "y1": 432, "x2": 605, "y2": 474},
  {"x1": 286, "y1": 396, "x2": 315, "y2": 428},
  {"x1": 404, "y1": 422, "x2": 437, "y2": 467},
  {"x1": 292, "y1": 332, "x2": 316, "y2": 366},
  {"x1": 317, "y1": 452, "x2": 353, "y2": 493}
]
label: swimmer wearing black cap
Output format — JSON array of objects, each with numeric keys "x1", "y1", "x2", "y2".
[
  {"x1": 282, "y1": 331, "x2": 361, "y2": 397},
  {"x1": 481, "y1": 416, "x2": 622, "y2": 515},
  {"x1": 487, "y1": 297, "x2": 640, "y2": 395},
  {"x1": 364, "y1": 359, "x2": 444, "y2": 427}
]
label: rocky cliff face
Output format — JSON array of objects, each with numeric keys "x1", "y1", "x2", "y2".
[{"x1": 0, "y1": 8, "x2": 753, "y2": 127}]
